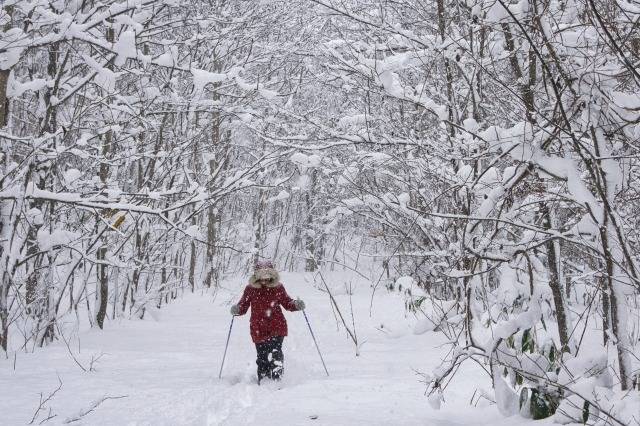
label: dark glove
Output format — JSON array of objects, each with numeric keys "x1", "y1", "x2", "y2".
[
  {"x1": 294, "y1": 299, "x2": 305, "y2": 310},
  {"x1": 230, "y1": 304, "x2": 240, "y2": 315}
]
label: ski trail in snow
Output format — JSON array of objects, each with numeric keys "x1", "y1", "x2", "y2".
[
  {"x1": 0, "y1": 272, "x2": 534, "y2": 425},
  {"x1": 206, "y1": 382, "x2": 256, "y2": 424}
]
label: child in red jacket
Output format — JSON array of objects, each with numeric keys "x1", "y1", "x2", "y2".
[{"x1": 230, "y1": 260, "x2": 305, "y2": 383}]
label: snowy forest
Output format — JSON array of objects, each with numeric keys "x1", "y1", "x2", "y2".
[{"x1": 0, "y1": 0, "x2": 639, "y2": 424}]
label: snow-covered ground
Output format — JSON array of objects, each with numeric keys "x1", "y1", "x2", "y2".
[{"x1": 0, "y1": 272, "x2": 544, "y2": 425}]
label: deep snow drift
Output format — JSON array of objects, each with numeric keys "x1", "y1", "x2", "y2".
[{"x1": 1, "y1": 272, "x2": 542, "y2": 425}]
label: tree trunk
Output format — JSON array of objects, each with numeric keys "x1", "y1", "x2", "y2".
[
  {"x1": 598, "y1": 272, "x2": 610, "y2": 346},
  {"x1": 189, "y1": 230, "x2": 197, "y2": 292},
  {"x1": 436, "y1": 0, "x2": 457, "y2": 170},
  {"x1": 26, "y1": 35, "x2": 60, "y2": 334},
  {"x1": 96, "y1": 246, "x2": 108, "y2": 329},
  {"x1": 0, "y1": 69, "x2": 8, "y2": 128},
  {"x1": 253, "y1": 190, "x2": 267, "y2": 264},
  {"x1": 0, "y1": 4, "x2": 15, "y2": 351},
  {"x1": 95, "y1": 26, "x2": 115, "y2": 329},
  {"x1": 0, "y1": 5, "x2": 12, "y2": 128},
  {"x1": 304, "y1": 169, "x2": 318, "y2": 272},
  {"x1": 204, "y1": 201, "x2": 218, "y2": 288},
  {"x1": 541, "y1": 203, "x2": 571, "y2": 353},
  {"x1": 204, "y1": 74, "x2": 224, "y2": 288},
  {"x1": 600, "y1": 219, "x2": 633, "y2": 390}
]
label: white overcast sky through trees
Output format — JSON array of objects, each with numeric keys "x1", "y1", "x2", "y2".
[{"x1": 0, "y1": 0, "x2": 639, "y2": 425}]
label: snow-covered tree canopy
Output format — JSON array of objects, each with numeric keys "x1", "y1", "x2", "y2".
[{"x1": 0, "y1": 0, "x2": 638, "y2": 424}]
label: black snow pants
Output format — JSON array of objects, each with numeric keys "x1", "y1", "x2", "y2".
[{"x1": 255, "y1": 336, "x2": 284, "y2": 383}]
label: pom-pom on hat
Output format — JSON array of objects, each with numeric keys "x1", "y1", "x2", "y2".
[{"x1": 255, "y1": 260, "x2": 275, "y2": 270}]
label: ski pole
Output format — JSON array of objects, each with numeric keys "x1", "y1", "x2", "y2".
[
  {"x1": 218, "y1": 315, "x2": 235, "y2": 379},
  {"x1": 303, "y1": 310, "x2": 329, "y2": 377}
]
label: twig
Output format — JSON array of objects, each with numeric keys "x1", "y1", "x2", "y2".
[
  {"x1": 89, "y1": 352, "x2": 106, "y2": 372},
  {"x1": 348, "y1": 280, "x2": 360, "y2": 356},
  {"x1": 55, "y1": 324, "x2": 86, "y2": 372},
  {"x1": 38, "y1": 408, "x2": 56, "y2": 425},
  {"x1": 63, "y1": 395, "x2": 128, "y2": 424},
  {"x1": 29, "y1": 376, "x2": 62, "y2": 425},
  {"x1": 316, "y1": 270, "x2": 358, "y2": 347}
]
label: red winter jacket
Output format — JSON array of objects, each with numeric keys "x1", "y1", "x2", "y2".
[{"x1": 236, "y1": 283, "x2": 299, "y2": 343}]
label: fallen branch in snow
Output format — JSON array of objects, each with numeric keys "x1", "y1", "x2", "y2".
[
  {"x1": 29, "y1": 375, "x2": 62, "y2": 425},
  {"x1": 63, "y1": 395, "x2": 128, "y2": 424},
  {"x1": 37, "y1": 411, "x2": 57, "y2": 425}
]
